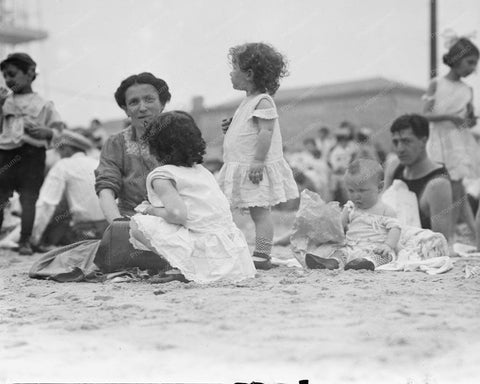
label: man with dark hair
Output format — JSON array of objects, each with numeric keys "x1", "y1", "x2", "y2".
[{"x1": 384, "y1": 114, "x2": 453, "y2": 245}]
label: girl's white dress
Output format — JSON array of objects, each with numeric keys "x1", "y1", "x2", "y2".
[
  {"x1": 217, "y1": 93, "x2": 299, "y2": 209},
  {"x1": 426, "y1": 76, "x2": 480, "y2": 181},
  {"x1": 129, "y1": 164, "x2": 256, "y2": 283}
]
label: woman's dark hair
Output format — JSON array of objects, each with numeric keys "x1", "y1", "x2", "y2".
[
  {"x1": 390, "y1": 114, "x2": 429, "y2": 139},
  {"x1": 114, "y1": 72, "x2": 171, "y2": 108},
  {"x1": 443, "y1": 38, "x2": 479, "y2": 67},
  {"x1": 142, "y1": 111, "x2": 206, "y2": 167},
  {"x1": 229, "y1": 42, "x2": 288, "y2": 95}
]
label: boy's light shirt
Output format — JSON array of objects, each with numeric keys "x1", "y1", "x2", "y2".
[{"x1": 0, "y1": 92, "x2": 61, "y2": 150}]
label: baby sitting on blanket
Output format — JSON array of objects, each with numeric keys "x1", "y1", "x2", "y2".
[{"x1": 304, "y1": 159, "x2": 402, "y2": 271}]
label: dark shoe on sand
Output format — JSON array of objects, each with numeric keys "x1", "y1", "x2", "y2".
[
  {"x1": 305, "y1": 254, "x2": 340, "y2": 270},
  {"x1": 18, "y1": 241, "x2": 33, "y2": 256},
  {"x1": 344, "y1": 258, "x2": 375, "y2": 271}
]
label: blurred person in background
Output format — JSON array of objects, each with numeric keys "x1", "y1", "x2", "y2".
[
  {"x1": 355, "y1": 127, "x2": 379, "y2": 161},
  {"x1": 328, "y1": 124, "x2": 358, "y2": 204},
  {"x1": 314, "y1": 125, "x2": 336, "y2": 160},
  {"x1": 89, "y1": 118, "x2": 108, "y2": 150},
  {"x1": 31, "y1": 130, "x2": 107, "y2": 249}
]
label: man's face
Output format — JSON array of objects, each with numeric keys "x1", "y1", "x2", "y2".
[{"x1": 391, "y1": 127, "x2": 427, "y2": 165}]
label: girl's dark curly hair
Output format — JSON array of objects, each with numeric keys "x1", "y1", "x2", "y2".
[
  {"x1": 114, "y1": 72, "x2": 171, "y2": 108},
  {"x1": 229, "y1": 42, "x2": 288, "y2": 95},
  {"x1": 443, "y1": 38, "x2": 479, "y2": 67},
  {"x1": 142, "y1": 111, "x2": 206, "y2": 167}
]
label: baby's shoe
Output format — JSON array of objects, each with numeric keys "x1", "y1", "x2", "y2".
[
  {"x1": 305, "y1": 253, "x2": 340, "y2": 270},
  {"x1": 344, "y1": 258, "x2": 375, "y2": 271}
]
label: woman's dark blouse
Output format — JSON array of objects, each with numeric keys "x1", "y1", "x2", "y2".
[{"x1": 95, "y1": 126, "x2": 158, "y2": 217}]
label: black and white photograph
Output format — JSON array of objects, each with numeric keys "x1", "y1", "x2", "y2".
[{"x1": 1, "y1": 0, "x2": 480, "y2": 383}]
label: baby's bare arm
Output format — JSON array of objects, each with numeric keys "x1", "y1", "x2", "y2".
[{"x1": 385, "y1": 226, "x2": 401, "y2": 250}]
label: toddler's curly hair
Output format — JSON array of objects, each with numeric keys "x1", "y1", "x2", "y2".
[
  {"x1": 142, "y1": 111, "x2": 206, "y2": 167},
  {"x1": 229, "y1": 42, "x2": 288, "y2": 95}
]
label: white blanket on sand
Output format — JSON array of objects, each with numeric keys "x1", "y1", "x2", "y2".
[{"x1": 376, "y1": 225, "x2": 453, "y2": 274}]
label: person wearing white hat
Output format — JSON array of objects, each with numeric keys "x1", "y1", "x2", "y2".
[{"x1": 31, "y1": 130, "x2": 108, "y2": 248}]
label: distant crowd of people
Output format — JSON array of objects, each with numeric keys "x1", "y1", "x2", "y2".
[{"x1": 283, "y1": 121, "x2": 387, "y2": 206}]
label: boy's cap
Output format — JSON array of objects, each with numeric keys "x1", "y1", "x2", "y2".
[
  {"x1": 0, "y1": 53, "x2": 36, "y2": 70},
  {"x1": 54, "y1": 130, "x2": 93, "y2": 152}
]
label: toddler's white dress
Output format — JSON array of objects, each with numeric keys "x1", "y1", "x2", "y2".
[
  {"x1": 129, "y1": 164, "x2": 256, "y2": 283},
  {"x1": 217, "y1": 93, "x2": 299, "y2": 209}
]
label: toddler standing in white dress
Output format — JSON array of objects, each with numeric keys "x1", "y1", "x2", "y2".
[
  {"x1": 217, "y1": 42, "x2": 299, "y2": 270},
  {"x1": 129, "y1": 111, "x2": 256, "y2": 283}
]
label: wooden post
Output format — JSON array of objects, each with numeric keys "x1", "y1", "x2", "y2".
[{"x1": 430, "y1": 0, "x2": 437, "y2": 78}]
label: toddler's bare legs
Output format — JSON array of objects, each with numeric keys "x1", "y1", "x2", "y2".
[{"x1": 250, "y1": 206, "x2": 275, "y2": 270}]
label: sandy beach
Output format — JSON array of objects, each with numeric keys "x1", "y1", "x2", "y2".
[{"x1": 1, "y1": 212, "x2": 480, "y2": 384}]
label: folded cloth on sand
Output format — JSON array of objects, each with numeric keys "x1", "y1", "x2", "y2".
[
  {"x1": 377, "y1": 256, "x2": 454, "y2": 274},
  {"x1": 377, "y1": 226, "x2": 452, "y2": 274},
  {"x1": 29, "y1": 240, "x2": 101, "y2": 282}
]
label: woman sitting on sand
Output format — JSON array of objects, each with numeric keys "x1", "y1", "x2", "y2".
[{"x1": 30, "y1": 73, "x2": 173, "y2": 281}]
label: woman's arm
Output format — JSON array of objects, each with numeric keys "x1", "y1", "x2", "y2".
[
  {"x1": 98, "y1": 189, "x2": 122, "y2": 223},
  {"x1": 95, "y1": 135, "x2": 124, "y2": 223},
  {"x1": 146, "y1": 178, "x2": 187, "y2": 225}
]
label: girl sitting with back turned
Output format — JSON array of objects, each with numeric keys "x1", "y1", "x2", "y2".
[{"x1": 129, "y1": 111, "x2": 256, "y2": 283}]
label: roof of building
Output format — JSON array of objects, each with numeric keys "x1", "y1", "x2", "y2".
[
  {"x1": 208, "y1": 77, "x2": 425, "y2": 111},
  {"x1": 0, "y1": 25, "x2": 48, "y2": 44}
]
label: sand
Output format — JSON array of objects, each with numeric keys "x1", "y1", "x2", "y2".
[{"x1": 1, "y1": 212, "x2": 480, "y2": 384}]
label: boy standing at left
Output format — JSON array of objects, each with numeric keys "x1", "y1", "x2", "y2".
[{"x1": 0, "y1": 53, "x2": 62, "y2": 255}]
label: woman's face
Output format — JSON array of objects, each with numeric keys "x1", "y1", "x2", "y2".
[{"x1": 124, "y1": 83, "x2": 165, "y2": 129}]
